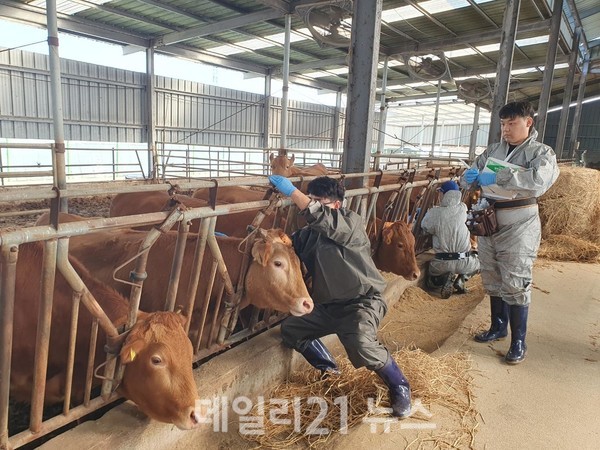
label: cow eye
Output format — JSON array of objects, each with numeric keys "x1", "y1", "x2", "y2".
[
  {"x1": 397, "y1": 243, "x2": 404, "y2": 249},
  {"x1": 274, "y1": 260, "x2": 283, "y2": 267},
  {"x1": 151, "y1": 355, "x2": 162, "y2": 365}
]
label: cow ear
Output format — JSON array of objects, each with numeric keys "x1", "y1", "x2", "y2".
[
  {"x1": 120, "y1": 338, "x2": 146, "y2": 365},
  {"x1": 277, "y1": 230, "x2": 292, "y2": 246},
  {"x1": 269, "y1": 153, "x2": 274, "y2": 162},
  {"x1": 290, "y1": 154, "x2": 295, "y2": 165},
  {"x1": 251, "y1": 240, "x2": 269, "y2": 266}
]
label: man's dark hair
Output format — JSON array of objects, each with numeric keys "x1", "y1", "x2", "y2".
[
  {"x1": 499, "y1": 101, "x2": 535, "y2": 120},
  {"x1": 307, "y1": 176, "x2": 345, "y2": 202}
]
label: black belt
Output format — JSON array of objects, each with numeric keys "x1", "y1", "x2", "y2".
[
  {"x1": 494, "y1": 198, "x2": 537, "y2": 209},
  {"x1": 435, "y1": 252, "x2": 471, "y2": 260}
]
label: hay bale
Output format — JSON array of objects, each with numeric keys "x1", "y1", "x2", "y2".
[
  {"x1": 538, "y1": 166, "x2": 600, "y2": 243},
  {"x1": 538, "y1": 234, "x2": 600, "y2": 263}
]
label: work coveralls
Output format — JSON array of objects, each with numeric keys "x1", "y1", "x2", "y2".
[
  {"x1": 280, "y1": 201, "x2": 390, "y2": 370},
  {"x1": 421, "y1": 189, "x2": 480, "y2": 278},
  {"x1": 462, "y1": 129, "x2": 559, "y2": 306}
]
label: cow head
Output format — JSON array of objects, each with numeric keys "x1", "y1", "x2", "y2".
[
  {"x1": 244, "y1": 228, "x2": 313, "y2": 316},
  {"x1": 270, "y1": 153, "x2": 295, "y2": 177},
  {"x1": 373, "y1": 221, "x2": 420, "y2": 281},
  {"x1": 119, "y1": 311, "x2": 200, "y2": 430}
]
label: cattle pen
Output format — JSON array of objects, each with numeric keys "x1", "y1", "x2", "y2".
[{"x1": 0, "y1": 163, "x2": 460, "y2": 449}]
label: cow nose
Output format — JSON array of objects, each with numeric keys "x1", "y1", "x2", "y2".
[
  {"x1": 411, "y1": 270, "x2": 420, "y2": 281},
  {"x1": 302, "y1": 298, "x2": 313, "y2": 313},
  {"x1": 189, "y1": 406, "x2": 201, "y2": 428}
]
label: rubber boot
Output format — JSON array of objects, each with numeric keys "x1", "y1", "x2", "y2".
[
  {"x1": 453, "y1": 274, "x2": 467, "y2": 294},
  {"x1": 474, "y1": 296, "x2": 509, "y2": 342},
  {"x1": 375, "y1": 357, "x2": 411, "y2": 418},
  {"x1": 299, "y1": 339, "x2": 340, "y2": 375},
  {"x1": 440, "y1": 273, "x2": 455, "y2": 299},
  {"x1": 505, "y1": 305, "x2": 528, "y2": 364},
  {"x1": 426, "y1": 274, "x2": 445, "y2": 289}
]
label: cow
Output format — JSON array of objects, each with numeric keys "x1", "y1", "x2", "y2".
[
  {"x1": 8, "y1": 241, "x2": 200, "y2": 430},
  {"x1": 36, "y1": 213, "x2": 313, "y2": 347},
  {"x1": 192, "y1": 185, "x2": 268, "y2": 204},
  {"x1": 369, "y1": 219, "x2": 420, "y2": 281},
  {"x1": 109, "y1": 191, "x2": 281, "y2": 238},
  {"x1": 269, "y1": 153, "x2": 329, "y2": 177}
]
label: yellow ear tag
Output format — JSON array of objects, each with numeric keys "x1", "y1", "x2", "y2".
[{"x1": 130, "y1": 349, "x2": 136, "y2": 361}]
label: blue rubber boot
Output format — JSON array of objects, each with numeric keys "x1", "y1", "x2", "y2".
[
  {"x1": 375, "y1": 357, "x2": 412, "y2": 418},
  {"x1": 505, "y1": 305, "x2": 528, "y2": 364},
  {"x1": 299, "y1": 339, "x2": 340, "y2": 375},
  {"x1": 474, "y1": 296, "x2": 509, "y2": 342}
]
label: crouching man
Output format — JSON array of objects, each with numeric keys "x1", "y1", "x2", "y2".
[{"x1": 421, "y1": 180, "x2": 480, "y2": 299}]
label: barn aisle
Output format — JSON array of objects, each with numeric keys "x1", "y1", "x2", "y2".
[{"x1": 334, "y1": 260, "x2": 600, "y2": 449}]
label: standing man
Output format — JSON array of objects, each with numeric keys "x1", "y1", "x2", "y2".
[
  {"x1": 461, "y1": 101, "x2": 559, "y2": 364},
  {"x1": 421, "y1": 180, "x2": 480, "y2": 299},
  {"x1": 268, "y1": 175, "x2": 411, "y2": 418}
]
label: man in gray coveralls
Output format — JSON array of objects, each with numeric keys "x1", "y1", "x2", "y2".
[
  {"x1": 461, "y1": 101, "x2": 559, "y2": 364},
  {"x1": 268, "y1": 175, "x2": 411, "y2": 418}
]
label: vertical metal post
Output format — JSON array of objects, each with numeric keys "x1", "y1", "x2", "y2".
[
  {"x1": 0, "y1": 245, "x2": 18, "y2": 449},
  {"x1": 569, "y1": 56, "x2": 589, "y2": 159},
  {"x1": 342, "y1": 0, "x2": 383, "y2": 186},
  {"x1": 376, "y1": 57, "x2": 389, "y2": 155},
  {"x1": 469, "y1": 104, "x2": 480, "y2": 161},
  {"x1": 164, "y1": 222, "x2": 190, "y2": 312},
  {"x1": 146, "y1": 47, "x2": 157, "y2": 180},
  {"x1": 263, "y1": 70, "x2": 272, "y2": 172},
  {"x1": 332, "y1": 89, "x2": 342, "y2": 154},
  {"x1": 47, "y1": 0, "x2": 67, "y2": 212},
  {"x1": 30, "y1": 239, "x2": 58, "y2": 432},
  {"x1": 280, "y1": 14, "x2": 291, "y2": 151},
  {"x1": 555, "y1": 27, "x2": 581, "y2": 159},
  {"x1": 537, "y1": 0, "x2": 563, "y2": 142},
  {"x1": 488, "y1": 0, "x2": 521, "y2": 144},
  {"x1": 430, "y1": 80, "x2": 442, "y2": 156}
]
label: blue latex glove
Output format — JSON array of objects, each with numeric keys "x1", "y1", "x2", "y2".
[
  {"x1": 268, "y1": 175, "x2": 297, "y2": 196},
  {"x1": 478, "y1": 171, "x2": 497, "y2": 186},
  {"x1": 464, "y1": 168, "x2": 479, "y2": 184}
]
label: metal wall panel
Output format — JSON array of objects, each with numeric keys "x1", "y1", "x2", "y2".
[{"x1": 545, "y1": 102, "x2": 600, "y2": 157}]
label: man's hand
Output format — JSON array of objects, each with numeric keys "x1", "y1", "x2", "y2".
[
  {"x1": 478, "y1": 172, "x2": 497, "y2": 186},
  {"x1": 464, "y1": 168, "x2": 479, "y2": 184},
  {"x1": 268, "y1": 175, "x2": 297, "y2": 197}
]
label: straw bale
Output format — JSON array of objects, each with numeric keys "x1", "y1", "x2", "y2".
[
  {"x1": 240, "y1": 349, "x2": 477, "y2": 449},
  {"x1": 538, "y1": 234, "x2": 600, "y2": 263},
  {"x1": 538, "y1": 166, "x2": 600, "y2": 243}
]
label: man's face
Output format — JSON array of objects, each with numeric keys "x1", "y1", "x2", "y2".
[
  {"x1": 500, "y1": 115, "x2": 533, "y2": 146},
  {"x1": 308, "y1": 194, "x2": 341, "y2": 209}
]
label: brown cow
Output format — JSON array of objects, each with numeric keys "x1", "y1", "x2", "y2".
[
  {"x1": 370, "y1": 220, "x2": 420, "y2": 281},
  {"x1": 109, "y1": 191, "x2": 280, "y2": 238},
  {"x1": 269, "y1": 153, "x2": 329, "y2": 177},
  {"x1": 9, "y1": 241, "x2": 200, "y2": 429},
  {"x1": 192, "y1": 185, "x2": 268, "y2": 204},
  {"x1": 36, "y1": 212, "x2": 313, "y2": 319}
]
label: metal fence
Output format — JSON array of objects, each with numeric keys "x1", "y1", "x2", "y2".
[{"x1": 0, "y1": 163, "x2": 462, "y2": 448}]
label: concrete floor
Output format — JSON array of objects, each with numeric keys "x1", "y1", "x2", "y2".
[{"x1": 332, "y1": 260, "x2": 600, "y2": 450}]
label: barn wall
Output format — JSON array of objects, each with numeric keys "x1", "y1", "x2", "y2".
[
  {"x1": 0, "y1": 48, "x2": 341, "y2": 151},
  {"x1": 544, "y1": 100, "x2": 600, "y2": 158}
]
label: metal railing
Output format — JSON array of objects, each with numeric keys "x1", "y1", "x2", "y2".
[{"x1": 0, "y1": 163, "x2": 463, "y2": 448}]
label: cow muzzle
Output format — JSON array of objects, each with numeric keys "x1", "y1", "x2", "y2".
[{"x1": 290, "y1": 297, "x2": 314, "y2": 316}]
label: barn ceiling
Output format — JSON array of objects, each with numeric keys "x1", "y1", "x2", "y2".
[{"x1": 0, "y1": 0, "x2": 599, "y2": 112}]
